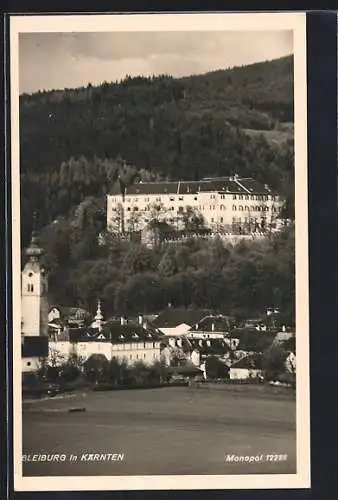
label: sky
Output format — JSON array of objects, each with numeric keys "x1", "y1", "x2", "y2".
[{"x1": 19, "y1": 30, "x2": 293, "y2": 94}]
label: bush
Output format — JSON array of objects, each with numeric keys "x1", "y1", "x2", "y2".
[
  {"x1": 205, "y1": 356, "x2": 230, "y2": 380},
  {"x1": 262, "y1": 345, "x2": 287, "y2": 381}
]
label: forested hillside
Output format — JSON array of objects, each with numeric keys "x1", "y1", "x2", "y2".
[
  {"x1": 20, "y1": 55, "x2": 294, "y2": 244},
  {"x1": 20, "y1": 56, "x2": 295, "y2": 321}
]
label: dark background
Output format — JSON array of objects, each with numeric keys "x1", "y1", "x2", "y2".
[{"x1": 2, "y1": 8, "x2": 338, "y2": 500}]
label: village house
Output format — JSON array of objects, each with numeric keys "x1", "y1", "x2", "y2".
[
  {"x1": 48, "y1": 311, "x2": 164, "y2": 367},
  {"x1": 48, "y1": 305, "x2": 90, "y2": 332},
  {"x1": 229, "y1": 353, "x2": 264, "y2": 380},
  {"x1": 151, "y1": 306, "x2": 212, "y2": 337}
]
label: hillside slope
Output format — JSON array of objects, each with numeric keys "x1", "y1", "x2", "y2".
[{"x1": 19, "y1": 55, "x2": 294, "y2": 241}]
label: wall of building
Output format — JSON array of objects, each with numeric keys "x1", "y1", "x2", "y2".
[
  {"x1": 22, "y1": 357, "x2": 42, "y2": 373},
  {"x1": 48, "y1": 340, "x2": 162, "y2": 367},
  {"x1": 107, "y1": 187, "x2": 283, "y2": 235},
  {"x1": 229, "y1": 368, "x2": 263, "y2": 380}
]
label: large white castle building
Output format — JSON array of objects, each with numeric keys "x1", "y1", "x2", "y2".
[{"x1": 107, "y1": 175, "x2": 285, "y2": 235}]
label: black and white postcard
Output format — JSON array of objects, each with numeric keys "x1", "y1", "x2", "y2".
[{"x1": 10, "y1": 12, "x2": 310, "y2": 491}]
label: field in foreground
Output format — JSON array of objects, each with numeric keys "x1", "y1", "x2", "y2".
[{"x1": 22, "y1": 385, "x2": 296, "y2": 476}]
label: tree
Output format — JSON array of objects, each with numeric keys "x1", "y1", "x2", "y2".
[
  {"x1": 83, "y1": 354, "x2": 110, "y2": 382},
  {"x1": 181, "y1": 206, "x2": 206, "y2": 231},
  {"x1": 205, "y1": 356, "x2": 230, "y2": 379},
  {"x1": 158, "y1": 250, "x2": 177, "y2": 278},
  {"x1": 261, "y1": 345, "x2": 287, "y2": 381},
  {"x1": 170, "y1": 348, "x2": 187, "y2": 367}
]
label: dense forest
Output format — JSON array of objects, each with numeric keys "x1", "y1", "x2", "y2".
[
  {"x1": 38, "y1": 207, "x2": 295, "y2": 325},
  {"x1": 20, "y1": 56, "x2": 295, "y2": 321},
  {"x1": 20, "y1": 55, "x2": 294, "y2": 244}
]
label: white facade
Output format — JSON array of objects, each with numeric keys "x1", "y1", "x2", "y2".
[
  {"x1": 107, "y1": 177, "x2": 284, "y2": 234},
  {"x1": 229, "y1": 368, "x2": 263, "y2": 380},
  {"x1": 21, "y1": 357, "x2": 42, "y2": 373},
  {"x1": 48, "y1": 307, "x2": 61, "y2": 323},
  {"x1": 48, "y1": 339, "x2": 161, "y2": 366},
  {"x1": 21, "y1": 263, "x2": 48, "y2": 336}
]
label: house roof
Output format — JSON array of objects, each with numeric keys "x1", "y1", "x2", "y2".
[
  {"x1": 68, "y1": 327, "x2": 104, "y2": 342},
  {"x1": 110, "y1": 177, "x2": 278, "y2": 197},
  {"x1": 49, "y1": 306, "x2": 89, "y2": 318},
  {"x1": 152, "y1": 307, "x2": 211, "y2": 329},
  {"x1": 190, "y1": 314, "x2": 232, "y2": 332},
  {"x1": 22, "y1": 336, "x2": 49, "y2": 358},
  {"x1": 231, "y1": 328, "x2": 274, "y2": 352},
  {"x1": 164, "y1": 362, "x2": 203, "y2": 376},
  {"x1": 185, "y1": 338, "x2": 231, "y2": 355},
  {"x1": 68, "y1": 321, "x2": 163, "y2": 344}
]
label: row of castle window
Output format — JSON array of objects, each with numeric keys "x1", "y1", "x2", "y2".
[
  {"x1": 120, "y1": 204, "x2": 276, "y2": 213},
  {"x1": 78, "y1": 342, "x2": 158, "y2": 351},
  {"x1": 27, "y1": 284, "x2": 34, "y2": 292},
  {"x1": 111, "y1": 194, "x2": 277, "y2": 203}
]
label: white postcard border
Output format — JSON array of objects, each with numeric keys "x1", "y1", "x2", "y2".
[{"x1": 10, "y1": 11, "x2": 310, "y2": 491}]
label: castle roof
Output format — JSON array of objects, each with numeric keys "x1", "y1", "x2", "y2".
[{"x1": 109, "y1": 177, "x2": 278, "y2": 197}]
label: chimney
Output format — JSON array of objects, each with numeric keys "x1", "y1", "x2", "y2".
[
  {"x1": 120, "y1": 316, "x2": 125, "y2": 326},
  {"x1": 138, "y1": 314, "x2": 143, "y2": 326},
  {"x1": 282, "y1": 325, "x2": 286, "y2": 332},
  {"x1": 211, "y1": 322, "x2": 215, "y2": 332}
]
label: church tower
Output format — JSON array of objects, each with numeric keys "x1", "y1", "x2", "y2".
[
  {"x1": 21, "y1": 226, "x2": 49, "y2": 338},
  {"x1": 92, "y1": 299, "x2": 104, "y2": 332}
]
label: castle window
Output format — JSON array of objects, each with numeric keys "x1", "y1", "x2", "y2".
[
  {"x1": 245, "y1": 195, "x2": 249, "y2": 200},
  {"x1": 245, "y1": 205, "x2": 249, "y2": 211},
  {"x1": 179, "y1": 196, "x2": 183, "y2": 201},
  {"x1": 239, "y1": 195, "x2": 243, "y2": 200},
  {"x1": 251, "y1": 195, "x2": 255, "y2": 200},
  {"x1": 28, "y1": 272, "x2": 33, "y2": 277},
  {"x1": 127, "y1": 207, "x2": 131, "y2": 211},
  {"x1": 27, "y1": 362, "x2": 31, "y2": 367},
  {"x1": 220, "y1": 217, "x2": 224, "y2": 223},
  {"x1": 194, "y1": 196, "x2": 198, "y2": 200},
  {"x1": 239, "y1": 205, "x2": 244, "y2": 211},
  {"x1": 27, "y1": 284, "x2": 34, "y2": 292},
  {"x1": 233, "y1": 195, "x2": 237, "y2": 200},
  {"x1": 232, "y1": 205, "x2": 237, "y2": 211}
]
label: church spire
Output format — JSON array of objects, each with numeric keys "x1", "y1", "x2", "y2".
[
  {"x1": 25, "y1": 212, "x2": 43, "y2": 262},
  {"x1": 94, "y1": 299, "x2": 103, "y2": 331}
]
